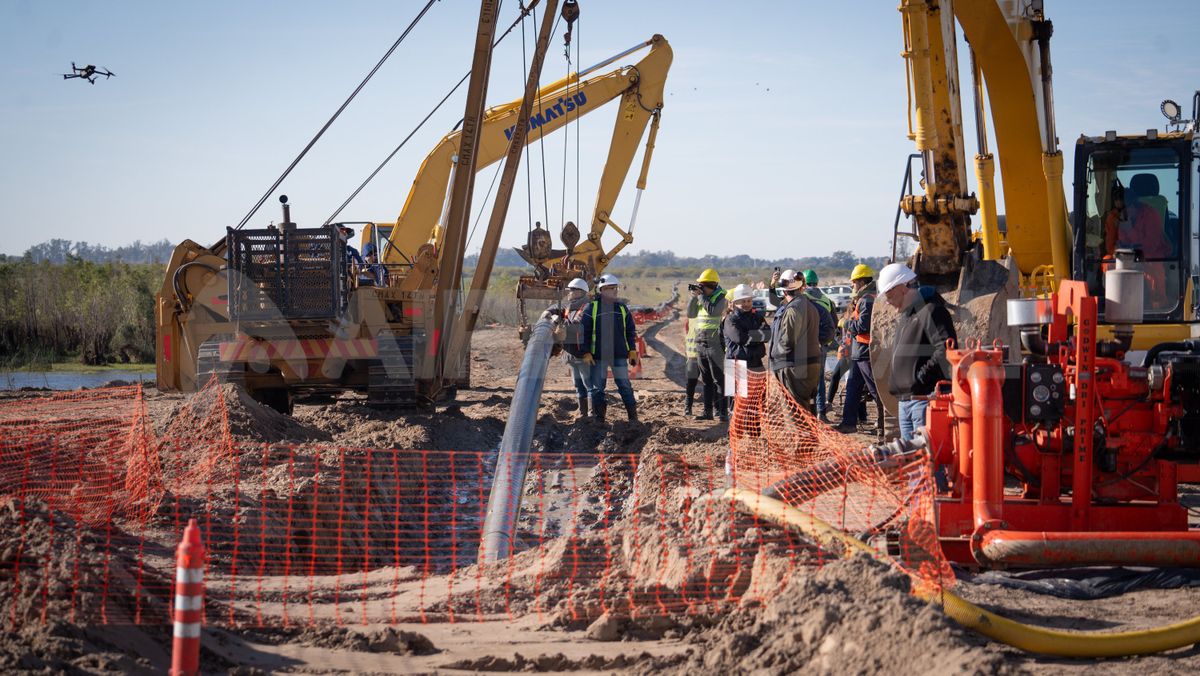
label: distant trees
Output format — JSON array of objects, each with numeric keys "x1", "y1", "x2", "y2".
[
  {"x1": 17, "y1": 239, "x2": 176, "y2": 265},
  {"x1": 0, "y1": 258, "x2": 161, "y2": 366},
  {"x1": 462, "y1": 248, "x2": 888, "y2": 274}
]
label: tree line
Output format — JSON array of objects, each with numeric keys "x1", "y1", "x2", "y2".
[
  {"x1": 464, "y1": 248, "x2": 889, "y2": 274},
  {"x1": 9, "y1": 238, "x2": 176, "y2": 265},
  {"x1": 0, "y1": 258, "x2": 160, "y2": 367}
]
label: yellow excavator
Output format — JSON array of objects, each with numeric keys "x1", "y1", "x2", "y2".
[
  {"x1": 155, "y1": 33, "x2": 671, "y2": 412},
  {"x1": 363, "y1": 33, "x2": 671, "y2": 337},
  {"x1": 875, "y1": 0, "x2": 1200, "y2": 413}
]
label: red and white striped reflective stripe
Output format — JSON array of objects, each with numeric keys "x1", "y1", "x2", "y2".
[
  {"x1": 219, "y1": 337, "x2": 379, "y2": 361},
  {"x1": 170, "y1": 519, "x2": 205, "y2": 676}
]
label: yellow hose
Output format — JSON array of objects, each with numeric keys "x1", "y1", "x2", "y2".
[{"x1": 725, "y1": 488, "x2": 1200, "y2": 657}]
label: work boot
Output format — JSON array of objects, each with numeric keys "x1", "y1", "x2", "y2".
[
  {"x1": 716, "y1": 396, "x2": 728, "y2": 423},
  {"x1": 818, "y1": 410, "x2": 831, "y2": 424},
  {"x1": 695, "y1": 384, "x2": 715, "y2": 421},
  {"x1": 625, "y1": 400, "x2": 639, "y2": 423},
  {"x1": 833, "y1": 422, "x2": 858, "y2": 434},
  {"x1": 577, "y1": 397, "x2": 589, "y2": 420},
  {"x1": 593, "y1": 402, "x2": 607, "y2": 422}
]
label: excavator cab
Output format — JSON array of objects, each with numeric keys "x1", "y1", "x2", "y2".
[{"x1": 1072, "y1": 133, "x2": 1199, "y2": 323}]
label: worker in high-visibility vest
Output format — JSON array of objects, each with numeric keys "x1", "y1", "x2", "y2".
[
  {"x1": 690, "y1": 268, "x2": 727, "y2": 422},
  {"x1": 834, "y1": 264, "x2": 883, "y2": 437},
  {"x1": 580, "y1": 274, "x2": 639, "y2": 423},
  {"x1": 682, "y1": 283, "x2": 702, "y2": 416}
]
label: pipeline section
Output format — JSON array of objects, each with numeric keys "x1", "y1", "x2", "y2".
[
  {"x1": 725, "y1": 487, "x2": 1200, "y2": 658},
  {"x1": 478, "y1": 315, "x2": 556, "y2": 563}
]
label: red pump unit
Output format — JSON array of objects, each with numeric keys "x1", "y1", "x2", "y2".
[{"x1": 925, "y1": 280, "x2": 1200, "y2": 567}]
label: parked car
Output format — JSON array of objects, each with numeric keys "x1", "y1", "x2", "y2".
[
  {"x1": 752, "y1": 288, "x2": 776, "y2": 314},
  {"x1": 822, "y1": 285, "x2": 853, "y2": 313}
]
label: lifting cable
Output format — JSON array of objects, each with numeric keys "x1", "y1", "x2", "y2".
[
  {"x1": 326, "y1": 0, "x2": 541, "y2": 226},
  {"x1": 521, "y1": 4, "x2": 534, "y2": 236},
  {"x1": 233, "y1": 0, "x2": 438, "y2": 231},
  {"x1": 574, "y1": 17, "x2": 581, "y2": 227},
  {"x1": 534, "y1": 9, "x2": 564, "y2": 230},
  {"x1": 559, "y1": 7, "x2": 576, "y2": 233}
]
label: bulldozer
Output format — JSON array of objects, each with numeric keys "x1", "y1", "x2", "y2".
[{"x1": 871, "y1": 0, "x2": 1200, "y2": 422}]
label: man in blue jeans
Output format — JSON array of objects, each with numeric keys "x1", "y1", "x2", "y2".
[
  {"x1": 877, "y1": 263, "x2": 957, "y2": 441},
  {"x1": 581, "y1": 273, "x2": 639, "y2": 422},
  {"x1": 560, "y1": 277, "x2": 594, "y2": 419}
]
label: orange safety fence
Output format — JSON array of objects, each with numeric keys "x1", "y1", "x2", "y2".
[
  {"x1": 726, "y1": 368, "x2": 954, "y2": 592},
  {"x1": 1, "y1": 371, "x2": 949, "y2": 631}
]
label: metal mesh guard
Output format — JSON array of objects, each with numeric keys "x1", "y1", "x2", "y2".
[{"x1": 227, "y1": 226, "x2": 348, "y2": 321}]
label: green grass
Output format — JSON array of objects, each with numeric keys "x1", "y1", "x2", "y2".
[{"x1": 9, "y1": 361, "x2": 156, "y2": 373}]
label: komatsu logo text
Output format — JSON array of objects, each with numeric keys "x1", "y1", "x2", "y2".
[{"x1": 503, "y1": 93, "x2": 589, "y2": 141}]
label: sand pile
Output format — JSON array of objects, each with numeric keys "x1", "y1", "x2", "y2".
[
  {"x1": 645, "y1": 555, "x2": 1012, "y2": 675},
  {"x1": 0, "y1": 498, "x2": 175, "y2": 672}
]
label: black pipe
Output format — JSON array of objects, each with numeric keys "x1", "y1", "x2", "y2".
[
  {"x1": 1141, "y1": 339, "x2": 1200, "y2": 367},
  {"x1": 172, "y1": 260, "x2": 222, "y2": 313},
  {"x1": 1021, "y1": 328, "x2": 1049, "y2": 356}
]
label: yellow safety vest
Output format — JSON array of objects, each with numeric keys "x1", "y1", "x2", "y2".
[{"x1": 694, "y1": 289, "x2": 724, "y2": 335}]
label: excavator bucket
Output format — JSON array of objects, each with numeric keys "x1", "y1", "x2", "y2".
[{"x1": 869, "y1": 255, "x2": 1021, "y2": 428}]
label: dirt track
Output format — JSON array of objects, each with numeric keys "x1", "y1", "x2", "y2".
[{"x1": 5, "y1": 312, "x2": 1200, "y2": 674}]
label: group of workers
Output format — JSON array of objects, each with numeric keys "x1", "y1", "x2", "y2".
[
  {"x1": 558, "y1": 261, "x2": 957, "y2": 440},
  {"x1": 675, "y1": 262, "x2": 957, "y2": 442}
]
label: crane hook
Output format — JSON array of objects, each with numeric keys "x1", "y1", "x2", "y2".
[{"x1": 561, "y1": 0, "x2": 580, "y2": 55}]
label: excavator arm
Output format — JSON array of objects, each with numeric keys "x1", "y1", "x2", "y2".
[
  {"x1": 898, "y1": 0, "x2": 1070, "y2": 287},
  {"x1": 379, "y1": 35, "x2": 672, "y2": 292}
]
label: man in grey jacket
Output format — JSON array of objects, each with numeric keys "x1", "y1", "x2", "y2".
[{"x1": 768, "y1": 276, "x2": 822, "y2": 413}]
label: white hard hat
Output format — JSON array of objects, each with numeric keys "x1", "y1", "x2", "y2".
[
  {"x1": 598, "y1": 273, "x2": 619, "y2": 288},
  {"x1": 878, "y1": 262, "x2": 918, "y2": 295},
  {"x1": 566, "y1": 277, "x2": 590, "y2": 292},
  {"x1": 731, "y1": 283, "x2": 754, "y2": 303},
  {"x1": 779, "y1": 269, "x2": 797, "y2": 284}
]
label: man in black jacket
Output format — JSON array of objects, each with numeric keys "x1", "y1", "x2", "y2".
[
  {"x1": 581, "y1": 274, "x2": 640, "y2": 422},
  {"x1": 877, "y1": 263, "x2": 957, "y2": 441}
]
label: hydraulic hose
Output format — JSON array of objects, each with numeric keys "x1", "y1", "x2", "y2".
[
  {"x1": 725, "y1": 488, "x2": 1200, "y2": 658},
  {"x1": 172, "y1": 260, "x2": 222, "y2": 313},
  {"x1": 1141, "y1": 339, "x2": 1200, "y2": 367}
]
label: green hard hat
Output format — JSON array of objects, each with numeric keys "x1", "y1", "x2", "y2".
[{"x1": 802, "y1": 269, "x2": 818, "y2": 285}]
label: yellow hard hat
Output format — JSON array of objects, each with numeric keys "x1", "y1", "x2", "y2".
[
  {"x1": 850, "y1": 263, "x2": 875, "y2": 281},
  {"x1": 696, "y1": 268, "x2": 720, "y2": 284}
]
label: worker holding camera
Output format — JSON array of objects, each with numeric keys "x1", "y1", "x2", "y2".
[{"x1": 690, "y1": 268, "x2": 728, "y2": 422}]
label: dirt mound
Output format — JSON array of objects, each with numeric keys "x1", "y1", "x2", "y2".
[
  {"x1": 443, "y1": 650, "x2": 653, "y2": 671},
  {"x1": 283, "y1": 624, "x2": 437, "y2": 655},
  {"x1": 158, "y1": 383, "x2": 330, "y2": 444},
  {"x1": 0, "y1": 498, "x2": 174, "y2": 672},
  {"x1": 292, "y1": 396, "x2": 510, "y2": 450},
  {"x1": 644, "y1": 555, "x2": 1010, "y2": 675}
]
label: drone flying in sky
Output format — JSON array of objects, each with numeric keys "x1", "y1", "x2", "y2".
[{"x1": 62, "y1": 62, "x2": 115, "y2": 85}]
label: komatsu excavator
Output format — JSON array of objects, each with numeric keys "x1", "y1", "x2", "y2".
[
  {"x1": 155, "y1": 33, "x2": 671, "y2": 412},
  {"x1": 875, "y1": 0, "x2": 1200, "y2": 415}
]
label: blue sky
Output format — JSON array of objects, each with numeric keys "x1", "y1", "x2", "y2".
[{"x1": 1, "y1": 0, "x2": 1196, "y2": 260}]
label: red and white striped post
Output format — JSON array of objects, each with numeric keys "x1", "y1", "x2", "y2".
[{"x1": 170, "y1": 519, "x2": 205, "y2": 676}]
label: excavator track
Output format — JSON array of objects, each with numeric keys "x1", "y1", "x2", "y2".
[{"x1": 367, "y1": 335, "x2": 419, "y2": 407}]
